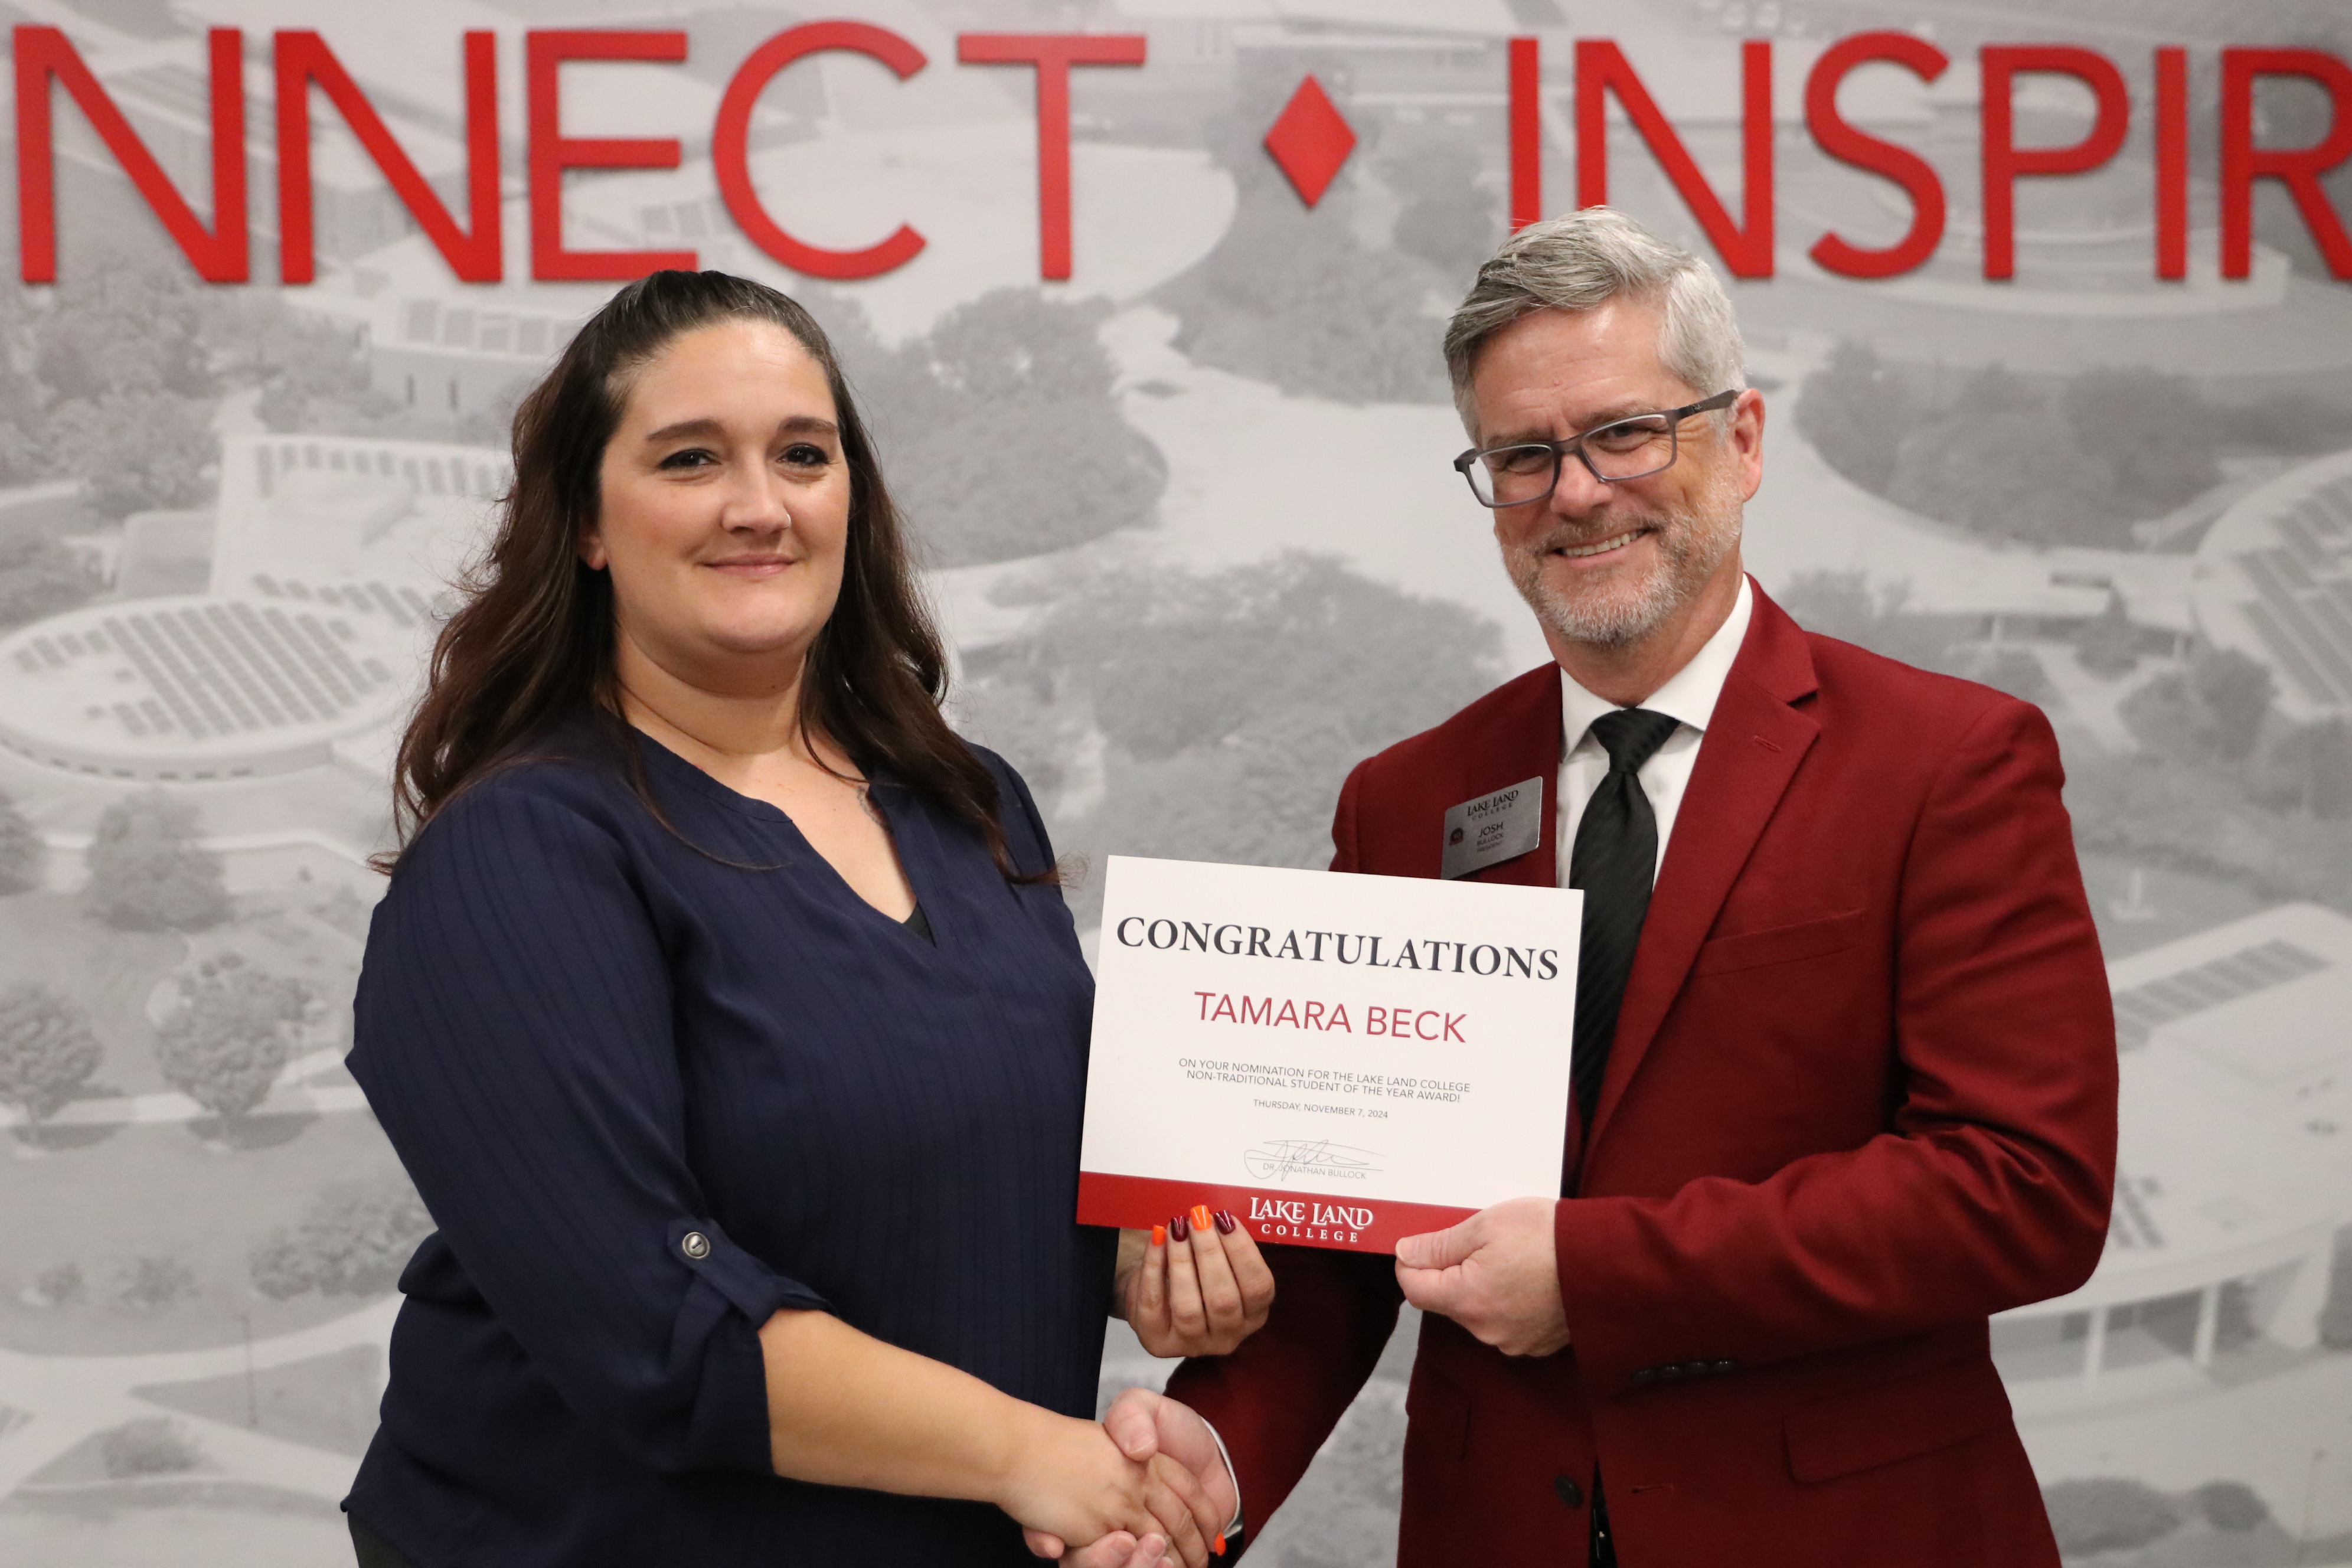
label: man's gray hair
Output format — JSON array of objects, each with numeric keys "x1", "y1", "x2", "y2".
[{"x1": 1444, "y1": 207, "x2": 1745, "y2": 433}]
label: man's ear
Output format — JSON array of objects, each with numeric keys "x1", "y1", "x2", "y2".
[{"x1": 1730, "y1": 388, "x2": 1766, "y2": 502}]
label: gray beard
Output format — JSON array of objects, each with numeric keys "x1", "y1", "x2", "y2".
[{"x1": 1504, "y1": 488, "x2": 1741, "y2": 651}]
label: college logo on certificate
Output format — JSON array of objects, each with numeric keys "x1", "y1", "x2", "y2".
[{"x1": 1077, "y1": 855, "x2": 1582, "y2": 1253}]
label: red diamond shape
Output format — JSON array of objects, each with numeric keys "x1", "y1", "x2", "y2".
[{"x1": 1264, "y1": 76, "x2": 1355, "y2": 208}]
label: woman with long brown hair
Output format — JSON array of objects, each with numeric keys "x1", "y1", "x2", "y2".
[{"x1": 341, "y1": 272, "x2": 1267, "y2": 1568}]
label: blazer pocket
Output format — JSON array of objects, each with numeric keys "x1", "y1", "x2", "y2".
[
  {"x1": 1784, "y1": 1355, "x2": 2014, "y2": 1484},
  {"x1": 1690, "y1": 909, "x2": 1866, "y2": 978}
]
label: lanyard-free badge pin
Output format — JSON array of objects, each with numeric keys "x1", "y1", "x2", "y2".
[{"x1": 1441, "y1": 776, "x2": 1543, "y2": 880}]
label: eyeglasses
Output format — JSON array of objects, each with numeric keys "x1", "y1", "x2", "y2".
[{"x1": 1452, "y1": 390, "x2": 1740, "y2": 508}]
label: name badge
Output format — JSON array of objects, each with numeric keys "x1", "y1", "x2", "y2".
[{"x1": 1440, "y1": 776, "x2": 1544, "y2": 880}]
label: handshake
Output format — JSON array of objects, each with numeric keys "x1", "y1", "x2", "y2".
[
  {"x1": 1011, "y1": 1193, "x2": 1574, "y2": 1567},
  {"x1": 1012, "y1": 1386, "x2": 1237, "y2": 1568},
  {"x1": 1015, "y1": 1209, "x2": 1273, "y2": 1568}
]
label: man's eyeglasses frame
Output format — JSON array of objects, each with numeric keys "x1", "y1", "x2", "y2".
[{"x1": 1451, "y1": 389, "x2": 1742, "y2": 508}]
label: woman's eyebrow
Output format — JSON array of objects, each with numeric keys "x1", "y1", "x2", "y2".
[
  {"x1": 641, "y1": 415, "x2": 839, "y2": 443},
  {"x1": 641, "y1": 416, "x2": 723, "y2": 445}
]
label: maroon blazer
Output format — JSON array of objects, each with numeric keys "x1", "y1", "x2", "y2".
[{"x1": 1165, "y1": 584, "x2": 2117, "y2": 1567}]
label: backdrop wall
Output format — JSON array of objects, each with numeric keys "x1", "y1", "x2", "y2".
[{"x1": 0, "y1": 2, "x2": 2346, "y2": 1564}]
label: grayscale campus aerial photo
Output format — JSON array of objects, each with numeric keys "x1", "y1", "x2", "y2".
[{"x1": 0, "y1": 0, "x2": 2346, "y2": 1562}]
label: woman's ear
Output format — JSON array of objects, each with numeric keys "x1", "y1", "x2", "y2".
[{"x1": 578, "y1": 531, "x2": 609, "y2": 571}]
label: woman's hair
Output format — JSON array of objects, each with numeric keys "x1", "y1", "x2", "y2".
[{"x1": 385, "y1": 269, "x2": 1027, "y2": 877}]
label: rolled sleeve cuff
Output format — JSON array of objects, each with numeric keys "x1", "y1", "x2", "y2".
[
  {"x1": 667, "y1": 1216, "x2": 830, "y2": 1322},
  {"x1": 667, "y1": 1217, "x2": 831, "y2": 1475}
]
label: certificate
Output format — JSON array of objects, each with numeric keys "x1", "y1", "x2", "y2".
[{"x1": 1077, "y1": 855, "x2": 1581, "y2": 1253}]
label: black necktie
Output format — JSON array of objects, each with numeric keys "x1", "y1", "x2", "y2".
[{"x1": 1567, "y1": 707, "x2": 1681, "y2": 1131}]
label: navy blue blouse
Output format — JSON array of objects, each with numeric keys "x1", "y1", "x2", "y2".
[{"x1": 345, "y1": 726, "x2": 1113, "y2": 1567}]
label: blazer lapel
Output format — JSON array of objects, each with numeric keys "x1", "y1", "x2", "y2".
[
  {"x1": 1464, "y1": 664, "x2": 1564, "y2": 890},
  {"x1": 1583, "y1": 588, "x2": 1821, "y2": 1157}
]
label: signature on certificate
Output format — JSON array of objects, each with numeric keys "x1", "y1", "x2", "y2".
[{"x1": 1244, "y1": 1139, "x2": 1384, "y2": 1182}]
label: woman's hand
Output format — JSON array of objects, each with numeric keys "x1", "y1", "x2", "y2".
[
  {"x1": 1115, "y1": 1207, "x2": 1274, "y2": 1357},
  {"x1": 1025, "y1": 1526, "x2": 1182, "y2": 1568},
  {"x1": 994, "y1": 1408, "x2": 1224, "y2": 1568},
  {"x1": 755, "y1": 1310, "x2": 1220, "y2": 1564}
]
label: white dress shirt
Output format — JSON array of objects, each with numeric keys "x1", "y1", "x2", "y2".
[{"x1": 1556, "y1": 576, "x2": 1753, "y2": 887}]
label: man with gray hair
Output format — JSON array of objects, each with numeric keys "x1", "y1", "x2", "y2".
[{"x1": 1102, "y1": 208, "x2": 2118, "y2": 1567}]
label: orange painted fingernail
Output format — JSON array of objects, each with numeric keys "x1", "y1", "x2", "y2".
[
  {"x1": 1150, "y1": 1223, "x2": 1167, "y2": 1247},
  {"x1": 1191, "y1": 1204, "x2": 1213, "y2": 1231},
  {"x1": 1213, "y1": 1533, "x2": 1226, "y2": 1556}
]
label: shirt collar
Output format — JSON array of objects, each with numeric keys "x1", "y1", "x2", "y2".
[{"x1": 1560, "y1": 574, "x2": 1755, "y2": 752}]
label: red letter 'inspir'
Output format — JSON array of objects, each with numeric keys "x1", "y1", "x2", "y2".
[
  {"x1": 1805, "y1": 31, "x2": 1951, "y2": 279},
  {"x1": 1574, "y1": 40, "x2": 1775, "y2": 279},
  {"x1": 1509, "y1": 36, "x2": 1541, "y2": 233},
  {"x1": 1979, "y1": 46, "x2": 2129, "y2": 281},
  {"x1": 2154, "y1": 46, "x2": 2190, "y2": 280},
  {"x1": 2221, "y1": 48, "x2": 2352, "y2": 281}
]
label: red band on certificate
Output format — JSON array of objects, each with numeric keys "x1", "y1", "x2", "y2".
[{"x1": 1078, "y1": 1170, "x2": 1474, "y2": 1254}]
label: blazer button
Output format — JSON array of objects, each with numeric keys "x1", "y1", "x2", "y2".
[
  {"x1": 1658, "y1": 1363, "x2": 1684, "y2": 1379},
  {"x1": 681, "y1": 1231, "x2": 711, "y2": 1260},
  {"x1": 1553, "y1": 1474, "x2": 1585, "y2": 1509},
  {"x1": 1631, "y1": 1368, "x2": 1656, "y2": 1384},
  {"x1": 1711, "y1": 1360, "x2": 1734, "y2": 1374}
]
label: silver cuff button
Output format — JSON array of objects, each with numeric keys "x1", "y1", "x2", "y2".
[{"x1": 681, "y1": 1231, "x2": 711, "y2": 1260}]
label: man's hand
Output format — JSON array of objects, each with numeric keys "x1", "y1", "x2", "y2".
[
  {"x1": 1393, "y1": 1196, "x2": 1571, "y2": 1357},
  {"x1": 1024, "y1": 1389, "x2": 1235, "y2": 1564},
  {"x1": 995, "y1": 1407, "x2": 1220, "y2": 1568},
  {"x1": 1097, "y1": 1388, "x2": 1236, "y2": 1526}
]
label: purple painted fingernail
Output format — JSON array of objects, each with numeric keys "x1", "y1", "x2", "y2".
[
  {"x1": 1214, "y1": 1210, "x2": 1237, "y2": 1234},
  {"x1": 1170, "y1": 1212, "x2": 1191, "y2": 1243}
]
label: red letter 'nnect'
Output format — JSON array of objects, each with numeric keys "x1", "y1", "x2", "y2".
[
  {"x1": 716, "y1": 22, "x2": 927, "y2": 281},
  {"x1": 528, "y1": 30, "x2": 696, "y2": 282},
  {"x1": 956, "y1": 32, "x2": 1146, "y2": 281},
  {"x1": 1979, "y1": 45, "x2": 2129, "y2": 280},
  {"x1": 16, "y1": 26, "x2": 246, "y2": 282},
  {"x1": 277, "y1": 31, "x2": 500, "y2": 284},
  {"x1": 1805, "y1": 31, "x2": 1950, "y2": 279}
]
